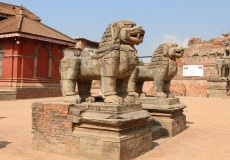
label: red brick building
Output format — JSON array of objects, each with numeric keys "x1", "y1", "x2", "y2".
[{"x1": 0, "y1": 3, "x2": 75, "y2": 100}]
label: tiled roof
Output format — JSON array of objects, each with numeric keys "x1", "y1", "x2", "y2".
[
  {"x1": 75, "y1": 37, "x2": 99, "y2": 45},
  {"x1": 0, "y1": 12, "x2": 75, "y2": 45},
  {"x1": 0, "y1": 2, "x2": 41, "y2": 21}
]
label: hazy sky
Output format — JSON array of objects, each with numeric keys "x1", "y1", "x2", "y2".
[{"x1": 3, "y1": 0, "x2": 230, "y2": 56}]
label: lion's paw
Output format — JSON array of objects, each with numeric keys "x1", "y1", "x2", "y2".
[
  {"x1": 128, "y1": 92, "x2": 139, "y2": 98},
  {"x1": 140, "y1": 92, "x2": 147, "y2": 97},
  {"x1": 154, "y1": 92, "x2": 167, "y2": 99},
  {"x1": 104, "y1": 95, "x2": 123, "y2": 104},
  {"x1": 124, "y1": 95, "x2": 135, "y2": 104},
  {"x1": 63, "y1": 95, "x2": 81, "y2": 104},
  {"x1": 86, "y1": 96, "x2": 95, "y2": 103},
  {"x1": 167, "y1": 93, "x2": 175, "y2": 98}
]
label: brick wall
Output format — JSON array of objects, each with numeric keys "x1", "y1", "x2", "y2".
[
  {"x1": 16, "y1": 87, "x2": 62, "y2": 99},
  {"x1": 32, "y1": 102, "x2": 77, "y2": 155}
]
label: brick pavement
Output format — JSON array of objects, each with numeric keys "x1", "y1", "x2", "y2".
[{"x1": 0, "y1": 96, "x2": 230, "y2": 160}]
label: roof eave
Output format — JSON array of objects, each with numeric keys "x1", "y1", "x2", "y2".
[{"x1": 0, "y1": 32, "x2": 75, "y2": 46}]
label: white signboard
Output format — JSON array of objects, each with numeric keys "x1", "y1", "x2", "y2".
[{"x1": 183, "y1": 65, "x2": 203, "y2": 77}]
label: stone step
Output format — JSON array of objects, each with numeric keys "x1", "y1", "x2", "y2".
[
  {"x1": 147, "y1": 117, "x2": 165, "y2": 140},
  {"x1": 151, "y1": 125, "x2": 165, "y2": 141},
  {"x1": 152, "y1": 136, "x2": 171, "y2": 148},
  {"x1": 0, "y1": 89, "x2": 16, "y2": 100}
]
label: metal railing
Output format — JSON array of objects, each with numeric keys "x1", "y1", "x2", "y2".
[{"x1": 138, "y1": 56, "x2": 152, "y2": 64}]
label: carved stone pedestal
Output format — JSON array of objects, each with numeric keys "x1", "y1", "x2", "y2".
[
  {"x1": 207, "y1": 78, "x2": 229, "y2": 98},
  {"x1": 137, "y1": 97, "x2": 187, "y2": 137},
  {"x1": 32, "y1": 101, "x2": 152, "y2": 160}
]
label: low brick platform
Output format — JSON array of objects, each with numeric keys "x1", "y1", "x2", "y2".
[
  {"x1": 17, "y1": 87, "x2": 62, "y2": 99},
  {"x1": 32, "y1": 101, "x2": 152, "y2": 160},
  {"x1": 0, "y1": 87, "x2": 62, "y2": 100},
  {"x1": 0, "y1": 89, "x2": 16, "y2": 100}
]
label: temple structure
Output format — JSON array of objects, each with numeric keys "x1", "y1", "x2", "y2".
[
  {"x1": 170, "y1": 35, "x2": 230, "y2": 97},
  {"x1": 0, "y1": 2, "x2": 75, "y2": 100},
  {"x1": 142, "y1": 34, "x2": 230, "y2": 98}
]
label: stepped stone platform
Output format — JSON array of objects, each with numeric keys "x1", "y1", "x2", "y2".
[
  {"x1": 207, "y1": 78, "x2": 229, "y2": 98},
  {"x1": 137, "y1": 96, "x2": 187, "y2": 137},
  {"x1": 32, "y1": 101, "x2": 152, "y2": 160},
  {"x1": 0, "y1": 89, "x2": 16, "y2": 100}
]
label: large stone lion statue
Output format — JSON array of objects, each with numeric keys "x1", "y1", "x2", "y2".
[
  {"x1": 59, "y1": 20, "x2": 145, "y2": 104},
  {"x1": 127, "y1": 42, "x2": 184, "y2": 98}
]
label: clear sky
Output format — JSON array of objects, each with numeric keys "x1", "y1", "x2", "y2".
[{"x1": 3, "y1": 0, "x2": 230, "y2": 57}]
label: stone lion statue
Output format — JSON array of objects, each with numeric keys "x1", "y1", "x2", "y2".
[
  {"x1": 128, "y1": 42, "x2": 184, "y2": 98},
  {"x1": 216, "y1": 40, "x2": 230, "y2": 79},
  {"x1": 217, "y1": 59, "x2": 227, "y2": 78},
  {"x1": 223, "y1": 40, "x2": 230, "y2": 57},
  {"x1": 59, "y1": 20, "x2": 145, "y2": 104}
]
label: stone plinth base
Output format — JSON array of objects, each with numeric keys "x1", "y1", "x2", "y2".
[
  {"x1": 0, "y1": 89, "x2": 16, "y2": 100},
  {"x1": 137, "y1": 97, "x2": 187, "y2": 137},
  {"x1": 207, "y1": 78, "x2": 229, "y2": 98},
  {"x1": 32, "y1": 101, "x2": 152, "y2": 160},
  {"x1": 0, "y1": 87, "x2": 61, "y2": 100},
  {"x1": 0, "y1": 78, "x2": 61, "y2": 100}
]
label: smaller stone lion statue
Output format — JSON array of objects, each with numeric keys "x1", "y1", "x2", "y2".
[
  {"x1": 128, "y1": 42, "x2": 184, "y2": 98},
  {"x1": 216, "y1": 40, "x2": 230, "y2": 79},
  {"x1": 59, "y1": 20, "x2": 145, "y2": 104},
  {"x1": 223, "y1": 40, "x2": 230, "y2": 57}
]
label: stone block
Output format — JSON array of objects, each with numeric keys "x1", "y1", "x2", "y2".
[
  {"x1": 72, "y1": 102, "x2": 152, "y2": 160},
  {"x1": 207, "y1": 78, "x2": 229, "y2": 98},
  {"x1": 0, "y1": 89, "x2": 16, "y2": 100},
  {"x1": 207, "y1": 89, "x2": 229, "y2": 98},
  {"x1": 153, "y1": 114, "x2": 186, "y2": 137},
  {"x1": 151, "y1": 126, "x2": 165, "y2": 140}
]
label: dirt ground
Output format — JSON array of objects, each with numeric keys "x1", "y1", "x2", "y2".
[{"x1": 0, "y1": 96, "x2": 230, "y2": 160}]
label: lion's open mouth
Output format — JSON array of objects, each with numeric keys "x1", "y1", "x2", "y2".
[
  {"x1": 174, "y1": 49, "x2": 184, "y2": 56},
  {"x1": 130, "y1": 32, "x2": 144, "y2": 40},
  {"x1": 120, "y1": 26, "x2": 145, "y2": 45},
  {"x1": 175, "y1": 49, "x2": 184, "y2": 53},
  {"x1": 225, "y1": 50, "x2": 230, "y2": 56},
  {"x1": 128, "y1": 29, "x2": 145, "y2": 45}
]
